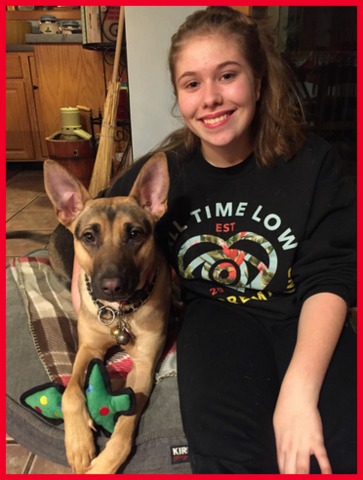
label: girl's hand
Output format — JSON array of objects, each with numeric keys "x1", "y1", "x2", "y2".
[
  {"x1": 273, "y1": 293, "x2": 347, "y2": 474},
  {"x1": 273, "y1": 387, "x2": 332, "y2": 474}
]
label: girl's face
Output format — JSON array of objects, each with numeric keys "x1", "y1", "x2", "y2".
[{"x1": 174, "y1": 33, "x2": 261, "y2": 165}]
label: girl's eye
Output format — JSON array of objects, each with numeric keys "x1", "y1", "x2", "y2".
[
  {"x1": 221, "y1": 72, "x2": 236, "y2": 81},
  {"x1": 185, "y1": 81, "x2": 199, "y2": 90}
]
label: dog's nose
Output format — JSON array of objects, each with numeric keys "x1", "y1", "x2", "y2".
[{"x1": 101, "y1": 277, "x2": 122, "y2": 296}]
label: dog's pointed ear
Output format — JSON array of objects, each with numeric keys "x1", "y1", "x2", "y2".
[
  {"x1": 129, "y1": 152, "x2": 169, "y2": 220},
  {"x1": 43, "y1": 159, "x2": 91, "y2": 227}
]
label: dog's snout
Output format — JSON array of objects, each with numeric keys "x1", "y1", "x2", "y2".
[
  {"x1": 92, "y1": 252, "x2": 141, "y2": 301},
  {"x1": 101, "y1": 277, "x2": 122, "y2": 296}
]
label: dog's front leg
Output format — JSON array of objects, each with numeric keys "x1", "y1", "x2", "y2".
[
  {"x1": 62, "y1": 344, "x2": 104, "y2": 473},
  {"x1": 85, "y1": 359, "x2": 157, "y2": 474}
]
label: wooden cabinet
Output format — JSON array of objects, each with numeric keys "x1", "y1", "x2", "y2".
[
  {"x1": 6, "y1": 45, "x2": 112, "y2": 162},
  {"x1": 34, "y1": 44, "x2": 112, "y2": 157},
  {"x1": 6, "y1": 52, "x2": 43, "y2": 161}
]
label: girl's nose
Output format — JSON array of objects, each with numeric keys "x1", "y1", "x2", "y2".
[{"x1": 202, "y1": 81, "x2": 223, "y2": 108}]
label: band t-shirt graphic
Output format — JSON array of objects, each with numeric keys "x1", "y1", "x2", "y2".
[
  {"x1": 179, "y1": 230, "x2": 278, "y2": 292},
  {"x1": 167, "y1": 196, "x2": 299, "y2": 315},
  {"x1": 106, "y1": 134, "x2": 356, "y2": 322}
]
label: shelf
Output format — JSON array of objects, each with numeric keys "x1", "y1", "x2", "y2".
[
  {"x1": 25, "y1": 33, "x2": 82, "y2": 44},
  {"x1": 6, "y1": 9, "x2": 81, "y2": 21},
  {"x1": 83, "y1": 42, "x2": 116, "y2": 52}
]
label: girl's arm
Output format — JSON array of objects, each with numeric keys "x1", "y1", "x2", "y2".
[{"x1": 273, "y1": 292, "x2": 348, "y2": 474}]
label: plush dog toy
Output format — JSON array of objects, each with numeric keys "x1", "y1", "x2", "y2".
[{"x1": 20, "y1": 359, "x2": 136, "y2": 436}]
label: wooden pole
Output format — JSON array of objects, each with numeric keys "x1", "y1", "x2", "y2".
[{"x1": 88, "y1": 6, "x2": 125, "y2": 197}]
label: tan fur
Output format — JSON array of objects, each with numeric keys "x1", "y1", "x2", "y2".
[{"x1": 44, "y1": 153, "x2": 171, "y2": 474}]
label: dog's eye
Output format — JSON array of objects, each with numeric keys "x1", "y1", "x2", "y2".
[
  {"x1": 82, "y1": 231, "x2": 96, "y2": 243},
  {"x1": 129, "y1": 229, "x2": 143, "y2": 241}
]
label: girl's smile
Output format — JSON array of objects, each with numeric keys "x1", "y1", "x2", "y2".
[{"x1": 198, "y1": 109, "x2": 236, "y2": 127}]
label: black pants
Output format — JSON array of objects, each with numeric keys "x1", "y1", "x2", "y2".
[{"x1": 177, "y1": 299, "x2": 356, "y2": 474}]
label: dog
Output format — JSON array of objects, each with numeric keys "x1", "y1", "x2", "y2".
[{"x1": 43, "y1": 153, "x2": 171, "y2": 474}]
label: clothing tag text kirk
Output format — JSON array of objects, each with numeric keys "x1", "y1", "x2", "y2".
[{"x1": 171, "y1": 445, "x2": 189, "y2": 464}]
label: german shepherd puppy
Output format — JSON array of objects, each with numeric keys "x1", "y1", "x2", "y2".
[{"x1": 44, "y1": 153, "x2": 171, "y2": 473}]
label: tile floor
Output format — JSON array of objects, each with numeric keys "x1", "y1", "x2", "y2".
[
  {"x1": 6, "y1": 163, "x2": 72, "y2": 474},
  {"x1": 6, "y1": 165, "x2": 57, "y2": 260}
]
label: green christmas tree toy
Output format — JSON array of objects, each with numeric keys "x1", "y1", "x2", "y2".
[{"x1": 20, "y1": 358, "x2": 136, "y2": 436}]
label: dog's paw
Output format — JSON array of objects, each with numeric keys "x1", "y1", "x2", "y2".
[
  {"x1": 65, "y1": 424, "x2": 96, "y2": 473},
  {"x1": 83, "y1": 449, "x2": 124, "y2": 475},
  {"x1": 67, "y1": 443, "x2": 96, "y2": 474},
  {"x1": 67, "y1": 442, "x2": 96, "y2": 474},
  {"x1": 84, "y1": 461, "x2": 105, "y2": 474},
  {"x1": 82, "y1": 439, "x2": 131, "y2": 474}
]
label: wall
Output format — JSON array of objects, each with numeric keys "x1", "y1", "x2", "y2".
[{"x1": 125, "y1": 6, "x2": 203, "y2": 160}]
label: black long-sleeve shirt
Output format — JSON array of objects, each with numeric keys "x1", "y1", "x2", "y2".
[{"x1": 106, "y1": 134, "x2": 356, "y2": 322}]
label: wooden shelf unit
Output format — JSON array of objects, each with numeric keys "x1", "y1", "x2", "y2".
[{"x1": 6, "y1": 9, "x2": 81, "y2": 21}]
